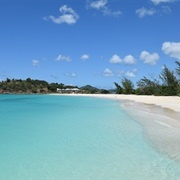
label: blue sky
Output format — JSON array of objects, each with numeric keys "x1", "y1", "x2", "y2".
[{"x1": 0, "y1": 0, "x2": 180, "y2": 89}]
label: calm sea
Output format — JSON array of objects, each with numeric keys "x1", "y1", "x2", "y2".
[{"x1": 0, "y1": 94, "x2": 179, "y2": 179}]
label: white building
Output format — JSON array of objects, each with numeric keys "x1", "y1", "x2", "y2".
[{"x1": 57, "y1": 88, "x2": 80, "y2": 94}]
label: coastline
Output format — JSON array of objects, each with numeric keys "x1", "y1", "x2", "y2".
[
  {"x1": 51, "y1": 94, "x2": 180, "y2": 113},
  {"x1": 51, "y1": 93, "x2": 180, "y2": 128},
  {"x1": 51, "y1": 93, "x2": 180, "y2": 161}
]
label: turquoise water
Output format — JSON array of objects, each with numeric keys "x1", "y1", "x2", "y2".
[{"x1": 0, "y1": 95, "x2": 180, "y2": 180}]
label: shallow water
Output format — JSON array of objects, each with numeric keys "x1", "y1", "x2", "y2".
[
  {"x1": 0, "y1": 95, "x2": 180, "y2": 179},
  {"x1": 122, "y1": 101, "x2": 180, "y2": 161}
]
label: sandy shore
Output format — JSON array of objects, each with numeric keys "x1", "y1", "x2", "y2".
[
  {"x1": 113, "y1": 94, "x2": 180, "y2": 112},
  {"x1": 52, "y1": 94, "x2": 180, "y2": 112},
  {"x1": 52, "y1": 93, "x2": 180, "y2": 161}
]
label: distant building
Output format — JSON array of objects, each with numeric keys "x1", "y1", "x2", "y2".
[{"x1": 57, "y1": 88, "x2": 80, "y2": 94}]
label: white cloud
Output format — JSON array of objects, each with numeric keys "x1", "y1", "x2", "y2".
[
  {"x1": 103, "y1": 68, "x2": 114, "y2": 77},
  {"x1": 140, "y1": 51, "x2": 159, "y2": 65},
  {"x1": 65, "y1": 72, "x2": 77, "y2": 78},
  {"x1": 45, "y1": 5, "x2": 79, "y2": 25},
  {"x1": 136, "y1": 7, "x2": 156, "y2": 18},
  {"x1": 109, "y1": 54, "x2": 123, "y2": 64},
  {"x1": 151, "y1": 0, "x2": 176, "y2": 5},
  {"x1": 87, "y1": 0, "x2": 122, "y2": 17},
  {"x1": 55, "y1": 54, "x2": 71, "y2": 62},
  {"x1": 102, "y1": 8, "x2": 122, "y2": 17},
  {"x1": 162, "y1": 42, "x2": 180, "y2": 60},
  {"x1": 109, "y1": 54, "x2": 136, "y2": 64},
  {"x1": 125, "y1": 69, "x2": 137, "y2": 78},
  {"x1": 32, "y1": 59, "x2": 39, "y2": 66},
  {"x1": 81, "y1": 54, "x2": 90, "y2": 60},
  {"x1": 89, "y1": 0, "x2": 108, "y2": 9},
  {"x1": 124, "y1": 55, "x2": 136, "y2": 64}
]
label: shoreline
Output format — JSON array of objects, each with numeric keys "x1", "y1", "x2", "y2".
[
  {"x1": 51, "y1": 93, "x2": 180, "y2": 127},
  {"x1": 51, "y1": 93, "x2": 180, "y2": 161},
  {"x1": 51, "y1": 94, "x2": 180, "y2": 113}
]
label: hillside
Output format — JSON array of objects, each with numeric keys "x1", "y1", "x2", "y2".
[{"x1": 0, "y1": 78, "x2": 110, "y2": 94}]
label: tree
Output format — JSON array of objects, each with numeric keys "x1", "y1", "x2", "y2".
[
  {"x1": 121, "y1": 78, "x2": 134, "y2": 94},
  {"x1": 136, "y1": 76, "x2": 160, "y2": 95},
  {"x1": 6, "y1": 78, "x2": 11, "y2": 82},
  {"x1": 175, "y1": 61, "x2": 180, "y2": 95},
  {"x1": 159, "y1": 65, "x2": 179, "y2": 95},
  {"x1": 26, "y1": 78, "x2": 32, "y2": 83},
  {"x1": 175, "y1": 61, "x2": 180, "y2": 80},
  {"x1": 114, "y1": 82, "x2": 123, "y2": 94},
  {"x1": 99, "y1": 89, "x2": 110, "y2": 94}
]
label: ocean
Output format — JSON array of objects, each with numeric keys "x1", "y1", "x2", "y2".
[{"x1": 0, "y1": 94, "x2": 179, "y2": 179}]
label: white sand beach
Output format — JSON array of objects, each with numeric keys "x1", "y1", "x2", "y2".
[
  {"x1": 52, "y1": 93, "x2": 180, "y2": 161},
  {"x1": 111, "y1": 94, "x2": 180, "y2": 113},
  {"x1": 54, "y1": 94, "x2": 180, "y2": 112}
]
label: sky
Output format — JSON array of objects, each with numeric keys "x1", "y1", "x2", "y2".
[{"x1": 0, "y1": 0, "x2": 180, "y2": 89}]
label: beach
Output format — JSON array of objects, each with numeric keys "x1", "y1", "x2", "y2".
[
  {"x1": 97, "y1": 94, "x2": 180, "y2": 162},
  {"x1": 52, "y1": 94, "x2": 180, "y2": 162},
  {"x1": 52, "y1": 93, "x2": 180, "y2": 132},
  {"x1": 112, "y1": 94, "x2": 180, "y2": 112},
  {"x1": 91, "y1": 94, "x2": 180, "y2": 120},
  {"x1": 1, "y1": 94, "x2": 180, "y2": 179},
  {"x1": 53, "y1": 94, "x2": 180, "y2": 112}
]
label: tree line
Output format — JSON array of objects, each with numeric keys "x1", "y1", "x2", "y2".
[
  {"x1": 0, "y1": 78, "x2": 72, "y2": 94},
  {"x1": 0, "y1": 78, "x2": 110, "y2": 94},
  {"x1": 114, "y1": 61, "x2": 180, "y2": 96},
  {"x1": 0, "y1": 61, "x2": 179, "y2": 95}
]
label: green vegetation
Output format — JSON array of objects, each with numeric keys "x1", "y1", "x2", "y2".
[
  {"x1": 80, "y1": 85, "x2": 110, "y2": 94},
  {"x1": 121, "y1": 78, "x2": 135, "y2": 94},
  {"x1": 114, "y1": 61, "x2": 180, "y2": 96},
  {"x1": 1, "y1": 62, "x2": 180, "y2": 96},
  {"x1": 114, "y1": 82, "x2": 123, "y2": 94},
  {"x1": 159, "y1": 65, "x2": 179, "y2": 96},
  {"x1": 136, "y1": 77, "x2": 160, "y2": 95},
  {"x1": 0, "y1": 78, "x2": 74, "y2": 94},
  {"x1": 175, "y1": 61, "x2": 180, "y2": 80},
  {"x1": 0, "y1": 79, "x2": 110, "y2": 94}
]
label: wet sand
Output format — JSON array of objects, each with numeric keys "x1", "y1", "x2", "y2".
[{"x1": 120, "y1": 100, "x2": 180, "y2": 162}]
